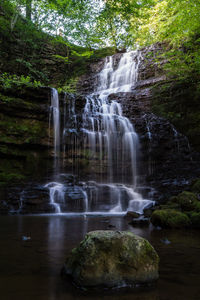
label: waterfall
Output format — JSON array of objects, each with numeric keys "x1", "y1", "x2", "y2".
[
  {"x1": 44, "y1": 182, "x2": 64, "y2": 213},
  {"x1": 50, "y1": 88, "x2": 60, "y2": 160},
  {"x1": 81, "y1": 51, "x2": 154, "y2": 214},
  {"x1": 45, "y1": 51, "x2": 154, "y2": 214},
  {"x1": 45, "y1": 88, "x2": 63, "y2": 213}
]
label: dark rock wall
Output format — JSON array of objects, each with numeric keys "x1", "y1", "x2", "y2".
[
  {"x1": 0, "y1": 86, "x2": 52, "y2": 186},
  {"x1": 77, "y1": 44, "x2": 200, "y2": 201}
]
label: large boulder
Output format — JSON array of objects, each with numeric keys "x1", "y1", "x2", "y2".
[{"x1": 63, "y1": 230, "x2": 159, "y2": 288}]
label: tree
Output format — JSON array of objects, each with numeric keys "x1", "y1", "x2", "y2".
[{"x1": 26, "y1": 0, "x2": 32, "y2": 20}]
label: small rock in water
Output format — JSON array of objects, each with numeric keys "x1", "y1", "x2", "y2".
[
  {"x1": 155, "y1": 226, "x2": 162, "y2": 230},
  {"x1": 143, "y1": 208, "x2": 154, "y2": 218},
  {"x1": 125, "y1": 211, "x2": 140, "y2": 219},
  {"x1": 107, "y1": 224, "x2": 116, "y2": 228},
  {"x1": 63, "y1": 230, "x2": 159, "y2": 288},
  {"x1": 160, "y1": 238, "x2": 171, "y2": 245},
  {"x1": 130, "y1": 216, "x2": 150, "y2": 226},
  {"x1": 22, "y1": 236, "x2": 31, "y2": 241}
]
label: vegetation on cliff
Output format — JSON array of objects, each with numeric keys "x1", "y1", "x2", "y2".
[{"x1": 1, "y1": 0, "x2": 200, "y2": 87}]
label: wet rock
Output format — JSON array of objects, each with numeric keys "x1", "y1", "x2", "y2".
[
  {"x1": 107, "y1": 224, "x2": 116, "y2": 228},
  {"x1": 160, "y1": 238, "x2": 171, "y2": 245},
  {"x1": 130, "y1": 216, "x2": 150, "y2": 227},
  {"x1": 63, "y1": 230, "x2": 159, "y2": 288},
  {"x1": 0, "y1": 200, "x2": 9, "y2": 214},
  {"x1": 7, "y1": 184, "x2": 54, "y2": 214},
  {"x1": 125, "y1": 211, "x2": 140, "y2": 219},
  {"x1": 143, "y1": 208, "x2": 154, "y2": 218}
]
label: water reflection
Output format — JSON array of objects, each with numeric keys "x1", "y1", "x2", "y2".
[{"x1": 0, "y1": 216, "x2": 200, "y2": 300}]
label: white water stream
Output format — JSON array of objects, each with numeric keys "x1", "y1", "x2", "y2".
[
  {"x1": 46, "y1": 51, "x2": 154, "y2": 214},
  {"x1": 82, "y1": 51, "x2": 154, "y2": 214}
]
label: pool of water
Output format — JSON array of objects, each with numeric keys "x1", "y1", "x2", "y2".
[{"x1": 0, "y1": 215, "x2": 199, "y2": 300}]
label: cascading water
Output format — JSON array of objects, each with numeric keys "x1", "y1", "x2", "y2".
[
  {"x1": 46, "y1": 51, "x2": 154, "y2": 214},
  {"x1": 50, "y1": 88, "x2": 60, "y2": 160},
  {"x1": 81, "y1": 51, "x2": 154, "y2": 214},
  {"x1": 45, "y1": 88, "x2": 63, "y2": 213}
]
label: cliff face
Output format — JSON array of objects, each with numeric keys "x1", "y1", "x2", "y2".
[
  {"x1": 0, "y1": 87, "x2": 52, "y2": 186},
  {"x1": 77, "y1": 44, "x2": 200, "y2": 199}
]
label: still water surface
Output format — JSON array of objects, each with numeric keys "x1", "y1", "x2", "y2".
[{"x1": 0, "y1": 215, "x2": 199, "y2": 300}]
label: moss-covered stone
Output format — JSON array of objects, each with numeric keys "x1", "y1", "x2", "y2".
[
  {"x1": 151, "y1": 209, "x2": 191, "y2": 228},
  {"x1": 175, "y1": 191, "x2": 199, "y2": 211},
  {"x1": 191, "y1": 179, "x2": 200, "y2": 194},
  {"x1": 63, "y1": 230, "x2": 159, "y2": 288},
  {"x1": 160, "y1": 202, "x2": 180, "y2": 210},
  {"x1": 188, "y1": 212, "x2": 200, "y2": 228}
]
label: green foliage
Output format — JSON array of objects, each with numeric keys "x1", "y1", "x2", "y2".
[
  {"x1": 0, "y1": 73, "x2": 42, "y2": 89},
  {"x1": 52, "y1": 55, "x2": 70, "y2": 64},
  {"x1": 57, "y1": 77, "x2": 79, "y2": 94}
]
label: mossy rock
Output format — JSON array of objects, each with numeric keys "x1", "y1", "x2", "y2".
[
  {"x1": 188, "y1": 212, "x2": 200, "y2": 228},
  {"x1": 191, "y1": 179, "x2": 200, "y2": 194},
  {"x1": 176, "y1": 191, "x2": 198, "y2": 211},
  {"x1": 193, "y1": 201, "x2": 200, "y2": 212},
  {"x1": 160, "y1": 202, "x2": 180, "y2": 210},
  {"x1": 63, "y1": 230, "x2": 159, "y2": 288},
  {"x1": 151, "y1": 209, "x2": 191, "y2": 228}
]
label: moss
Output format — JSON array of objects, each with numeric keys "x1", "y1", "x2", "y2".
[
  {"x1": 194, "y1": 201, "x2": 200, "y2": 212},
  {"x1": 0, "y1": 92, "x2": 39, "y2": 110},
  {"x1": 160, "y1": 202, "x2": 180, "y2": 210},
  {"x1": 151, "y1": 209, "x2": 191, "y2": 228},
  {"x1": 0, "y1": 172, "x2": 25, "y2": 185},
  {"x1": 176, "y1": 191, "x2": 198, "y2": 211},
  {"x1": 191, "y1": 179, "x2": 200, "y2": 193},
  {"x1": 64, "y1": 231, "x2": 159, "y2": 287},
  {"x1": 0, "y1": 115, "x2": 47, "y2": 145},
  {"x1": 152, "y1": 80, "x2": 200, "y2": 151},
  {"x1": 0, "y1": 158, "x2": 26, "y2": 185},
  {"x1": 188, "y1": 212, "x2": 200, "y2": 228}
]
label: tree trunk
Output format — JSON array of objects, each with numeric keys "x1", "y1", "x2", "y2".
[{"x1": 26, "y1": 0, "x2": 32, "y2": 20}]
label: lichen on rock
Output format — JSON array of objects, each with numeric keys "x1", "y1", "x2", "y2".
[{"x1": 63, "y1": 230, "x2": 159, "y2": 288}]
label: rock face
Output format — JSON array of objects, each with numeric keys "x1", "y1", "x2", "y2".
[
  {"x1": 77, "y1": 44, "x2": 200, "y2": 201},
  {"x1": 64, "y1": 230, "x2": 159, "y2": 287},
  {"x1": 0, "y1": 86, "x2": 51, "y2": 187}
]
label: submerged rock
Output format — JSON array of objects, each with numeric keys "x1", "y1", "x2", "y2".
[
  {"x1": 130, "y1": 216, "x2": 150, "y2": 227},
  {"x1": 63, "y1": 230, "x2": 159, "y2": 288}
]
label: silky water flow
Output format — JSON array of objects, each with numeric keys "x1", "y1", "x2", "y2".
[{"x1": 45, "y1": 51, "x2": 155, "y2": 215}]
